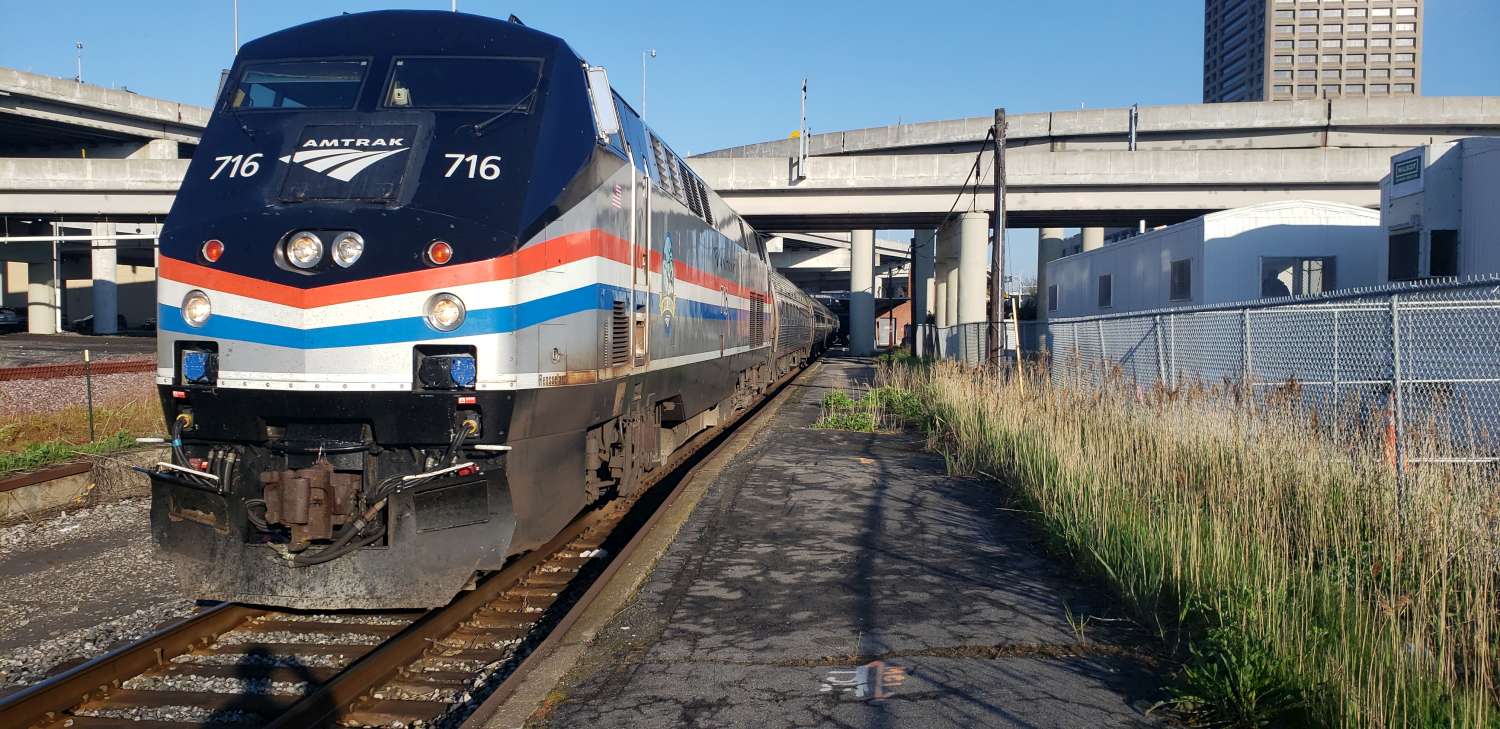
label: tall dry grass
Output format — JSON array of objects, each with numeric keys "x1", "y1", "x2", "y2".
[{"x1": 880, "y1": 358, "x2": 1499, "y2": 727}]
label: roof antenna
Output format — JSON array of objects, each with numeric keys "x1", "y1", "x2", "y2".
[{"x1": 508, "y1": 14, "x2": 526, "y2": 25}]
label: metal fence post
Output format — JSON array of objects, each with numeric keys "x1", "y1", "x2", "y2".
[
  {"x1": 1096, "y1": 320, "x2": 1107, "y2": 376},
  {"x1": 1241, "y1": 308, "x2": 1252, "y2": 388},
  {"x1": 1331, "y1": 309, "x2": 1341, "y2": 406},
  {"x1": 1153, "y1": 315, "x2": 1166, "y2": 386},
  {"x1": 1389, "y1": 293, "x2": 1408, "y2": 493},
  {"x1": 1168, "y1": 314, "x2": 1177, "y2": 388}
]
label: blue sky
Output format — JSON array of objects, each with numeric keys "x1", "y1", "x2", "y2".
[{"x1": 4, "y1": 0, "x2": 1498, "y2": 279}]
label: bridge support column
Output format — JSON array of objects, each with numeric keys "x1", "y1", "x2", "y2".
[
  {"x1": 849, "y1": 229, "x2": 875, "y2": 356},
  {"x1": 92, "y1": 223, "x2": 118, "y2": 334},
  {"x1": 1082, "y1": 226, "x2": 1105, "y2": 252},
  {"x1": 911, "y1": 228, "x2": 935, "y2": 331},
  {"x1": 957, "y1": 211, "x2": 988, "y2": 325},
  {"x1": 1037, "y1": 227, "x2": 1066, "y2": 322},
  {"x1": 27, "y1": 260, "x2": 57, "y2": 335}
]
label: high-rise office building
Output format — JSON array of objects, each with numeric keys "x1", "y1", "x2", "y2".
[{"x1": 1204, "y1": 0, "x2": 1423, "y2": 103}]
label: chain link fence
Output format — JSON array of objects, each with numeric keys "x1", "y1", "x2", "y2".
[{"x1": 1045, "y1": 276, "x2": 1500, "y2": 467}]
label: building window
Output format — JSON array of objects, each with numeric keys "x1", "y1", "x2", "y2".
[
  {"x1": 1299, "y1": 39, "x2": 1319, "y2": 48},
  {"x1": 1347, "y1": 68, "x2": 1366, "y2": 79},
  {"x1": 1273, "y1": 84, "x2": 1295, "y2": 95},
  {"x1": 1396, "y1": 6, "x2": 1417, "y2": 16},
  {"x1": 1396, "y1": 22, "x2": 1416, "y2": 31},
  {"x1": 1370, "y1": 68, "x2": 1390, "y2": 78},
  {"x1": 1371, "y1": 83, "x2": 1390, "y2": 94},
  {"x1": 1371, "y1": 37, "x2": 1391, "y2": 47},
  {"x1": 1299, "y1": 9, "x2": 1318, "y2": 18},
  {"x1": 1170, "y1": 259, "x2": 1192, "y2": 302},
  {"x1": 1430, "y1": 230, "x2": 1459, "y2": 277},
  {"x1": 1395, "y1": 52, "x2": 1415, "y2": 61},
  {"x1": 1298, "y1": 54, "x2": 1318, "y2": 63},
  {"x1": 1322, "y1": 68, "x2": 1342, "y2": 78},
  {"x1": 1275, "y1": 39, "x2": 1296, "y2": 49},
  {"x1": 1047, "y1": 285, "x2": 1058, "y2": 312},
  {"x1": 1322, "y1": 54, "x2": 1342, "y2": 64},
  {"x1": 1298, "y1": 84, "x2": 1318, "y2": 96},
  {"x1": 1274, "y1": 69, "x2": 1293, "y2": 80},
  {"x1": 1298, "y1": 69, "x2": 1317, "y2": 79},
  {"x1": 1261, "y1": 257, "x2": 1337, "y2": 297},
  {"x1": 1347, "y1": 23, "x2": 1366, "y2": 32},
  {"x1": 1347, "y1": 54, "x2": 1366, "y2": 64},
  {"x1": 1323, "y1": 85, "x2": 1341, "y2": 96},
  {"x1": 1299, "y1": 24, "x2": 1318, "y2": 33},
  {"x1": 1389, "y1": 232, "x2": 1420, "y2": 280},
  {"x1": 1394, "y1": 67, "x2": 1415, "y2": 77},
  {"x1": 1394, "y1": 83, "x2": 1415, "y2": 93},
  {"x1": 1275, "y1": 54, "x2": 1295, "y2": 64},
  {"x1": 1097, "y1": 274, "x2": 1113, "y2": 309},
  {"x1": 1372, "y1": 22, "x2": 1391, "y2": 31},
  {"x1": 1395, "y1": 37, "x2": 1416, "y2": 46},
  {"x1": 1372, "y1": 7, "x2": 1392, "y2": 17},
  {"x1": 1325, "y1": 8, "x2": 1343, "y2": 18},
  {"x1": 1346, "y1": 83, "x2": 1365, "y2": 93},
  {"x1": 1323, "y1": 23, "x2": 1343, "y2": 32},
  {"x1": 1275, "y1": 9, "x2": 1295, "y2": 18},
  {"x1": 1276, "y1": 24, "x2": 1295, "y2": 33},
  {"x1": 1348, "y1": 8, "x2": 1367, "y2": 17},
  {"x1": 1347, "y1": 38, "x2": 1366, "y2": 48},
  {"x1": 1371, "y1": 53, "x2": 1391, "y2": 62},
  {"x1": 1324, "y1": 39, "x2": 1342, "y2": 49}
]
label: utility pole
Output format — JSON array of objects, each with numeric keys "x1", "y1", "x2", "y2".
[
  {"x1": 641, "y1": 49, "x2": 656, "y2": 120},
  {"x1": 988, "y1": 108, "x2": 1007, "y2": 367}
]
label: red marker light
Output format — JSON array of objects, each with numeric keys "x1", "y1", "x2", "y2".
[
  {"x1": 426, "y1": 240, "x2": 453, "y2": 265},
  {"x1": 457, "y1": 465, "x2": 478, "y2": 477},
  {"x1": 201, "y1": 239, "x2": 225, "y2": 263},
  {"x1": 457, "y1": 395, "x2": 477, "y2": 405},
  {"x1": 171, "y1": 390, "x2": 187, "y2": 399}
]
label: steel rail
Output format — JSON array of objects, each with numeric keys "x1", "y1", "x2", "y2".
[{"x1": 0, "y1": 603, "x2": 264, "y2": 729}]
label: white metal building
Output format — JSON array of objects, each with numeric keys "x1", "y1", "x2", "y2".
[
  {"x1": 1382, "y1": 137, "x2": 1500, "y2": 281},
  {"x1": 1044, "y1": 200, "x2": 1382, "y2": 318}
]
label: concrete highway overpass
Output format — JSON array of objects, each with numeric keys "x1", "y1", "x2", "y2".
[{"x1": 689, "y1": 96, "x2": 1500, "y2": 231}]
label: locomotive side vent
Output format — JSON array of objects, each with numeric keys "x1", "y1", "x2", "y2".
[
  {"x1": 608, "y1": 299, "x2": 631, "y2": 366},
  {"x1": 750, "y1": 294, "x2": 765, "y2": 345},
  {"x1": 679, "y1": 159, "x2": 703, "y2": 219}
]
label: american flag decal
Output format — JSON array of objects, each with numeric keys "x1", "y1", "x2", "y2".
[{"x1": 610, "y1": 184, "x2": 623, "y2": 208}]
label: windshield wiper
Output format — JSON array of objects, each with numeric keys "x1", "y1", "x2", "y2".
[{"x1": 473, "y1": 86, "x2": 539, "y2": 137}]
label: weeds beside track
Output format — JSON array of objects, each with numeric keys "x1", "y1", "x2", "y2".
[{"x1": 870, "y1": 357, "x2": 1498, "y2": 728}]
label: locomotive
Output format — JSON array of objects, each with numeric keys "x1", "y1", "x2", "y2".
[{"x1": 148, "y1": 10, "x2": 836, "y2": 609}]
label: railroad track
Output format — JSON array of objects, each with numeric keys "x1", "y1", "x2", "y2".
[{"x1": 0, "y1": 364, "x2": 809, "y2": 729}]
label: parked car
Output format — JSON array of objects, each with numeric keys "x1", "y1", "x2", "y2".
[
  {"x1": 65, "y1": 314, "x2": 128, "y2": 334},
  {"x1": 0, "y1": 307, "x2": 23, "y2": 333}
]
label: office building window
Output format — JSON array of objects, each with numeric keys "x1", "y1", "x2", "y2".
[
  {"x1": 1275, "y1": 54, "x2": 1295, "y2": 64},
  {"x1": 1394, "y1": 83, "x2": 1415, "y2": 93},
  {"x1": 1299, "y1": 54, "x2": 1318, "y2": 63},
  {"x1": 1372, "y1": 83, "x2": 1390, "y2": 93},
  {"x1": 1276, "y1": 24, "x2": 1295, "y2": 33},
  {"x1": 1346, "y1": 83, "x2": 1365, "y2": 93},
  {"x1": 1370, "y1": 68, "x2": 1390, "y2": 78},
  {"x1": 1325, "y1": 8, "x2": 1343, "y2": 18},
  {"x1": 1394, "y1": 67, "x2": 1414, "y2": 77},
  {"x1": 1348, "y1": 8, "x2": 1367, "y2": 18},
  {"x1": 1273, "y1": 84, "x2": 1294, "y2": 94},
  {"x1": 1299, "y1": 9, "x2": 1319, "y2": 18},
  {"x1": 1430, "y1": 230, "x2": 1459, "y2": 277},
  {"x1": 1347, "y1": 68, "x2": 1366, "y2": 79},
  {"x1": 1275, "y1": 9, "x2": 1295, "y2": 18},
  {"x1": 1395, "y1": 52, "x2": 1415, "y2": 61},
  {"x1": 1275, "y1": 39, "x2": 1296, "y2": 49},
  {"x1": 1299, "y1": 24, "x2": 1318, "y2": 33},
  {"x1": 1170, "y1": 259, "x2": 1193, "y2": 302},
  {"x1": 1323, "y1": 85, "x2": 1341, "y2": 96},
  {"x1": 1395, "y1": 37, "x2": 1416, "y2": 46},
  {"x1": 1097, "y1": 274, "x2": 1113, "y2": 309},
  {"x1": 1298, "y1": 84, "x2": 1317, "y2": 95},
  {"x1": 1371, "y1": 37, "x2": 1391, "y2": 47},
  {"x1": 1298, "y1": 69, "x2": 1317, "y2": 79},
  {"x1": 1371, "y1": 52, "x2": 1391, "y2": 62},
  {"x1": 1372, "y1": 22, "x2": 1391, "y2": 31},
  {"x1": 1274, "y1": 69, "x2": 1293, "y2": 80},
  {"x1": 1323, "y1": 69, "x2": 1342, "y2": 78},
  {"x1": 1323, "y1": 23, "x2": 1343, "y2": 32},
  {"x1": 1322, "y1": 53, "x2": 1342, "y2": 63},
  {"x1": 1396, "y1": 22, "x2": 1416, "y2": 31},
  {"x1": 1299, "y1": 39, "x2": 1319, "y2": 48},
  {"x1": 1347, "y1": 22, "x2": 1366, "y2": 32},
  {"x1": 1389, "y1": 232, "x2": 1420, "y2": 281},
  {"x1": 1348, "y1": 38, "x2": 1366, "y2": 47},
  {"x1": 1324, "y1": 39, "x2": 1342, "y2": 49},
  {"x1": 1261, "y1": 257, "x2": 1336, "y2": 297},
  {"x1": 1047, "y1": 285, "x2": 1058, "y2": 312},
  {"x1": 1396, "y1": 6, "x2": 1417, "y2": 16},
  {"x1": 1372, "y1": 7, "x2": 1392, "y2": 16},
  {"x1": 1347, "y1": 53, "x2": 1366, "y2": 63}
]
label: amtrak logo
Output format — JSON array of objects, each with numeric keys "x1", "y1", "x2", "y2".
[
  {"x1": 278, "y1": 138, "x2": 409, "y2": 182},
  {"x1": 660, "y1": 233, "x2": 677, "y2": 336}
]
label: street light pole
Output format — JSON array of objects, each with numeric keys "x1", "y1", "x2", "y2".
[
  {"x1": 74, "y1": 42, "x2": 84, "y2": 83},
  {"x1": 641, "y1": 49, "x2": 656, "y2": 120}
]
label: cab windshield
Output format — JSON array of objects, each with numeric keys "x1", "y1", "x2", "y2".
[
  {"x1": 383, "y1": 57, "x2": 542, "y2": 110},
  {"x1": 231, "y1": 60, "x2": 368, "y2": 110}
]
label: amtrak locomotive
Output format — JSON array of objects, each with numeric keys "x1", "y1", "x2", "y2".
[{"x1": 150, "y1": 10, "x2": 836, "y2": 609}]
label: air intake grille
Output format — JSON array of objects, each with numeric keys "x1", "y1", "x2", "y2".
[
  {"x1": 607, "y1": 299, "x2": 630, "y2": 366},
  {"x1": 750, "y1": 294, "x2": 765, "y2": 344}
]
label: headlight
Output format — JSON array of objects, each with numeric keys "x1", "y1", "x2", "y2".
[
  {"x1": 182, "y1": 290, "x2": 212, "y2": 327},
  {"x1": 425, "y1": 293, "x2": 466, "y2": 332},
  {"x1": 285, "y1": 231, "x2": 324, "y2": 269},
  {"x1": 331, "y1": 232, "x2": 364, "y2": 268}
]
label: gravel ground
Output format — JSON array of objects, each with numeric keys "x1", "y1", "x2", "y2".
[
  {"x1": 0, "y1": 333, "x2": 156, "y2": 368},
  {"x1": 0, "y1": 370, "x2": 155, "y2": 416},
  {"x1": 0, "y1": 497, "x2": 194, "y2": 690}
]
